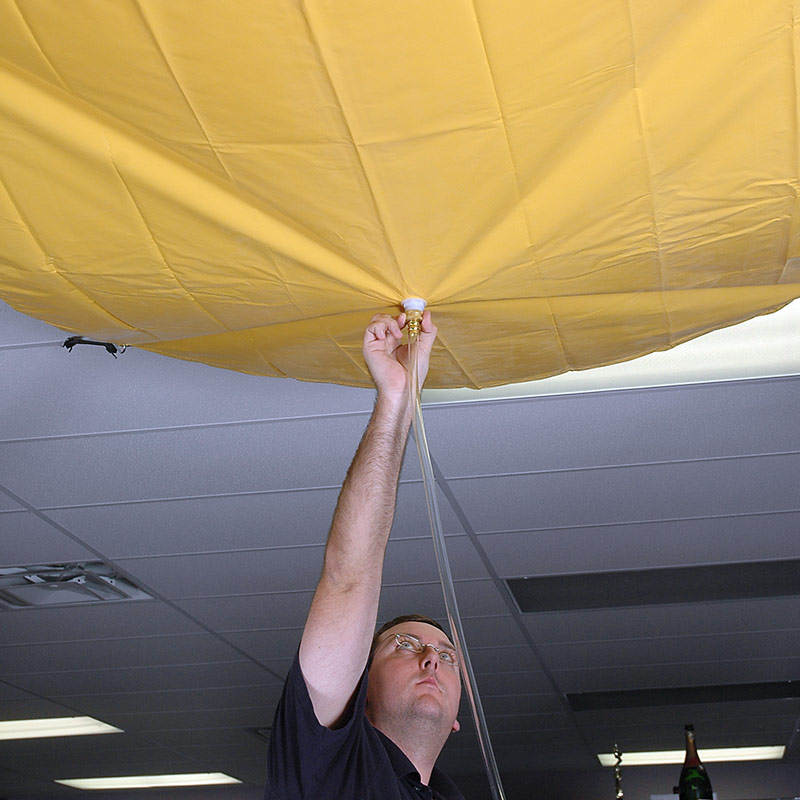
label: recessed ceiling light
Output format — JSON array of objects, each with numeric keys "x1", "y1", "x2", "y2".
[
  {"x1": 55, "y1": 773, "x2": 242, "y2": 790},
  {"x1": 598, "y1": 745, "x2": 785, "y2": 766},
  {"x1": 0, "y1": 716, "x2": 122, "y2": 741}
]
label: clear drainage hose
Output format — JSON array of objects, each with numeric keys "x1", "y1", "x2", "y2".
[{"x1": 404, "y1": 299, "x2": 507, "y2": 800}]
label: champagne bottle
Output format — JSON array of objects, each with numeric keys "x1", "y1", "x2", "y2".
[{"x1": 677, "y1": 724, "x2": 713, "y2": 800}]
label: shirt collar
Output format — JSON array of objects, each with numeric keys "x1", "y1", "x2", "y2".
[{"x1": 374, "y1": 729, "x2": 460, "y2": 800}]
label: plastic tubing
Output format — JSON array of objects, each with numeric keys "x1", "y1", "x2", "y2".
[{"x1": 404, "y1": 299, "x2": 507, "y2": 800}]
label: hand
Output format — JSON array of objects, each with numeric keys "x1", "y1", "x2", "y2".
[{"x1": 363, "y1": 311, "x2": 437, "y2": 400}]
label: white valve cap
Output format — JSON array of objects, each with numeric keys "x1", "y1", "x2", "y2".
[{"x1": 401, "y1": 297, "x2": 427, "y2": 312}]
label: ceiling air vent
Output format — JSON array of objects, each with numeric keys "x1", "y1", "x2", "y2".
[{"x1": 0, "y1": 562, "x2": 153, "y2": 610}]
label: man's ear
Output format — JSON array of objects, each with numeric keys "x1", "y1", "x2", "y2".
[{"x1": 451, "y1": 719, "x2": 460, "y2": 733}]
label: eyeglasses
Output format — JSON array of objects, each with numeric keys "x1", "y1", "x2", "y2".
[{"x1": 392, "y1": 633, "x2": 459, "y2": 666}]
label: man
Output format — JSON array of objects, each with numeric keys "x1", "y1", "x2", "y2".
[{"x1": 265, "y1": 311, "x2": 464, "y2": 799}]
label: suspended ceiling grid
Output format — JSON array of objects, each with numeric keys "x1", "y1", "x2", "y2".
[{"x1": 1, "y1": 298, "x2": 799, "y2": 798}]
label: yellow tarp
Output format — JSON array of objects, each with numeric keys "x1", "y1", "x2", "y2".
[{"x1": 1, "y1": 0, "x2": 799, "y2": 388}]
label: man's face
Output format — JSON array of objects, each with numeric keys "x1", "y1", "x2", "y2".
[{"x1": 366, "y1": 621, "x2": 461, "y2": 735}]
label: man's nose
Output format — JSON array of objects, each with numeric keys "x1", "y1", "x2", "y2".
[{"x1": 420, "y1": 646, "x2": 439, "y2": 670}]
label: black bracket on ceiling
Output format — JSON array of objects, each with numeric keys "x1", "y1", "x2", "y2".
[{"x1": 62, "y1": 336, "x2": 127, "y2": 358}]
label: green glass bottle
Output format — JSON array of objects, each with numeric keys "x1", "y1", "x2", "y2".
[{"x1": 678, "y1": 724, "x2": 713, "y2": 800}]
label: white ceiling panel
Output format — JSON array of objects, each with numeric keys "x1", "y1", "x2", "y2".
[
  {"x1": 424, "y1": 377, "x2": 800, "y2": 477},
  {"x1": 0, "y1": 679, "x2": 37, "y2": 701},
  {"x1": 539, "y1": 629, "x2": 800, "y2": 670},
  {"x1": 54, "y1": 684, "x2": 283, "y2": 717},
  {"x1": 576, "y1": 700, "x2": 800, "y2": 730},
  {"x1": 0, "y1": 509, "x2": 97, "y2": 563},
  {"x1": 0, "y1": 416, "x2": 391, "y2": 507},
  {"x1": 553, "y1": 656, "x2": 800, "y2": 692},
  {"x1": 466, "y1": 645, "x2": 538, "y2": 674},
  {"x1": 215, "y1": 628, "x2": 304, "y2": 662},
  {"x1": 479, "y1": 512, "x2": 800, "y2": 577},
  {"x1": 47, "y1": 489, "x2": 341, "y2": 557},
  {"x1": 0, "y1": 339, "x2": 376, "y2": 440},
  {"x1": 5, "y1": 660, "x2": 270, "y2": 696},
  {"x1": 382, "y1": 535, "x2": 492, "y2": 584},
  {"x1": 0, "y1": 600, "x2": 204, "y2": 644},
  {"x1": 115, "y1": 548, "x2": 325, "y2": 598},
  {"x1": 174, "y1": 591, "x2": 314, "y2": 632},
  {"x1": 459, "y1": 615, "x2": 528, "y2": 649},
  {"x1": 107, "y1": 706, "x2": 272, "y2": 733},
  {"x1": 378, "y1": 578, "x2": 510, "y2": 619},
  {"x1": 1, "y1": 696, "x2": 81, "y2": 720},
  {"x1": 0, "y1": 492, "x2": 23, "y2": 511},
  {"x1": 481, "y1": 694, "x2": 564, "y2": 715},
  {"x1": 476, "y1": 511, "x2": 800, "y2": 578},
  {"x1": 0, "y1": 300, "x2": 58, "y2": 343},
  {"x1": 448, "y1": 454, "x2": 800, "y2": 551},
  {"x1": 0, "y1": 633, "x2": 245, "y2": 674},
  {"x1": 522, "y1": 597, "x2": 800, "y2": 644}
]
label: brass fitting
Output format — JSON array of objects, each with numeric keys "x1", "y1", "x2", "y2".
[{"x1": 401, "y1": 297, "x2": 427, "y2": 342}]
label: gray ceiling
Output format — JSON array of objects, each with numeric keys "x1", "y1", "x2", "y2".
[{"x1": 1, "y1": 299, "x2": 799, "y2": 799}]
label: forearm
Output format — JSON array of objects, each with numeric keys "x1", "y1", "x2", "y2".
[{"x1": 322, "y1": 393, "x2": 411, "y2": 588}]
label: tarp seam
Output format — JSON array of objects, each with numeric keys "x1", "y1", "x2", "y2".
[
  {"x1": 9, "y1": 0, "x2": 71, "y2": 93},
  {"x1": 131, "y1": 0, "x2": 235, "y2": 185},
  {"x1": 298, "y1": 3, "x2": 404, "y2": 293},
  {"x1": 435, "y1": 330, "x2": 484, "y2": 389},
  {"x1": 105, "y1": 147, "x2": 233, "y2": 334},
  {"x1": 0, "y1": 171, "x2": 146, "y2": 336},
  {"x1": 622, "y1": 0, "x2": 672, "y2": 346},
  {"x1": 466, "y1": 0, "x2": 533, "y2": 250},
  {"x1": 246, "y1": 328, "x2": 290, "y2": 378},
  {"x1": 779, "y1": 0, "x2": 800, "y2": 281}
]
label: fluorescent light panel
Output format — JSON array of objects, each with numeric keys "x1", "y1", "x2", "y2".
[
  {"x1": 598, "y1": 745, "x2": 785, "y2": 766},
  {"x1": 0, "y1": 716, "x2": 122, "y2": 741},
  {"x1": 423, "y1": 299, "x2": 800, "y2": 402},
  {"x1": 55, "y1": 773, "x2": 241, "y2": 790}
]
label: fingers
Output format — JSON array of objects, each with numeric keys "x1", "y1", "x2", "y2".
[
  {"x1": 419, "y1": 310, "x2": 437, "y2": 337},
  {"x1": 366, "y1": 312, "x2": 405, "y2": 343}
]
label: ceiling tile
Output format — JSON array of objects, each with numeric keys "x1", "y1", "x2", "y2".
[
  {"x1": 552, "y1": 656, "x2": 800, "y2": 693},
  {"x1": 424, "y1": 378, "x2": 800, "y2": 477},
  {"x1": 0, "y1": 415, "x2": 387, "y2": 507},
  {"x1": 106, "y1": 706, "x2": 270, "y2": 733},
  {"x1": 217, "y1": 629, "x2": 303, "y2": 662},
  {"x1": 449, "y1": 454, "x2": 800, "y2": 547},
  {"x1": 53, "y1": 684, "x2": 283, "y2": 717},
  {"x1": 383, "y1": 534, "x2": 491, "y2": 584},
  {"x1": 476, "y1": 511, "x2": 800, "y2": 577},
  {"x1": 0, "y1": 600, "x2": 204, "y2": 645},
  {"x1": 175, "y1": 591, "x2": 314, "y2": 631},
  {"x1": 540, "y1": 630, "x2": 800, "y2": 670},
  {"x1": 521, "y1": 597, "x2": 800, "y2": 643},
  {"x1": 0, "y1": 493, "x2": 23, "y2": 511},
  {"x1": 0, "y1": 633, "x2": 244, "y2": 674},
  {"x1": 5, "y1": 661, "x2": 270, "y2": 695},
  {"x1": 0, "y1": 510, "x2": 97, "y2": 564},
  {"x1": 48, "y1": 489, "x2": 340, "y2": 557},
  {"x1": 0, "y1": 336, "x2": 375, "y2": 439},
  {"x1": 115, "y1": 548, "x2": 325, "y2": 598},
  {"x1": 378, "y1": 578, "x2": 511, "y2": 620}
]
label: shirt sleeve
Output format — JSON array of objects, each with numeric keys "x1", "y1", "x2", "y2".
[{"x1": 263, "y1": 649, "x2": 381, "y2": 799}]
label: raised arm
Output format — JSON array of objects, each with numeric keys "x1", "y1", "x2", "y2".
[{"x1": 298, "y1": 310, "x2": 437, "y2": 728}]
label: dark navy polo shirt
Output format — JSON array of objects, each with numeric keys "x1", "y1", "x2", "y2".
[{"x1": 264, "y1": 652, "x2": 465, "y2": 800}]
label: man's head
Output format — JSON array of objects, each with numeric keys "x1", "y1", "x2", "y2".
[{"x1": 366, "y1": 614, "x2": 461, "y2": 740}]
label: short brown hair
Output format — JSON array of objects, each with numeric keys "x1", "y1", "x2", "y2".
[{"x1": 368, "y1": 614, "x2": 450, "y2": 665}]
